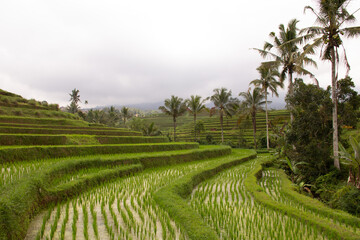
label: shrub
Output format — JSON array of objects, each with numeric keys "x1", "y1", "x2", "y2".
[
  {"x1": 330, "y1": 186, "x2": 360, "y2": 217},
  {"x1": 12, "y1": 110, "x2": 23, "y2": 116},
  {"x1": 28, "y1": 99, "x2": 37, "y2": 106},
  {"x1": 49, "y1": 104, "x2": 59, "y2": 111}
]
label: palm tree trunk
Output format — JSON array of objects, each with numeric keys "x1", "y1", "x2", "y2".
[
  {"x1": 265, "y1": 92, "x2": 269, "y2": 150},
  {"x1": 220, "y1": 109, "x2": 224, "y2": 143},
  {"x1": 194, "y1": 114, "x2": 197, "y2": 142},
  {"x1": 331, "y1": 48, "x2": 340, "y2": 170},
  {"x1": 173, "y1": 116, "x2": 177, "y2": 142},
  {"x1": 289, "y1": 73, "x2": 294, "y2": 122},
  {"x1": 252, "y1": 112, "x2": 257, "y2": 149}
]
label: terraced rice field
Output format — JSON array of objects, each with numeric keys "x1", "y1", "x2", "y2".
[
  {"x1": 190, "y1": 155, "x2": 327, "y2": 240},
  {"x1": 26, "y1": 159, "x2": 216, "y2": 240},
  {"x1": 1, "y1": 110, "x2": 360, "y2": 240}
]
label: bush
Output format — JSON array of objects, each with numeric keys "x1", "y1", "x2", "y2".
[
  {"x1": 12, "y1": 110, "x2": 23, "y2": 116},
  {"x1": 49, "y1": 104, "x2": 59, "y2": 111},
  {"x1": 206, "y1": 134, "x2": 214, "y2": 144},
  {"x1": 28, "y1": 99, "x2": 37, "y2": 106},
  {"x1": 330, "y1": 186, "x2": 360, "y2": 217}
]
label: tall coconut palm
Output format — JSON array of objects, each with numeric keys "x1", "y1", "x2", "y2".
[
  {"x1": 210, "y1": 88, "x2": 235, "y2": 144},
  {"x1": 239, "y1": 88, "x2": 266, "y2": 149},
  {"x1": 254, "y1": 19, "x2": 317, "y2": 121},
  {"x1": 159, "y1": 95, "x2": 187, "y2": 142},
  {"x1": 68, "y1": 88, "x2": 81, "y2": 114},
  {"x1": 302, "y1": 0, "x2": 360, "y2": 170},
  {"x1": 120, "y1": 107, "x2": 131, "y2": 125},
  {"x1": 186, "y1": 95, "x2": 209, "y2": 141},
  {"x1": 250, "y1": 64, "x2": 283, "y2": 149}
]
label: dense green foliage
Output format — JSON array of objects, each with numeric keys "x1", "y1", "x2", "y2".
[
  {"x1": 285, "y1": 80, "x2": 333, "y2": 182},
  {"x1": 338, "y1": 76, "x2": 360, "y2": 128}
]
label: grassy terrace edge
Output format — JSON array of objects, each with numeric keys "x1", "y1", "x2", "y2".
[
  {"x1": 0, "y1": 116, "x2": 88, "y2": 126},
  {"x1": 0, "y1": 145, "x2": 231, "y2": 240},
  {"x1": 244, "y1": 157, "x2": 360, "y2": 240},
  {"x1": 0, "y1": 134, "x2": 169, "y2": 146},
  {"x1": 153, "y1": 149, "x2": 256, "y2": 240},
  {"x1": 0, "y1": 142, "x2": 199, "y2": 163}
]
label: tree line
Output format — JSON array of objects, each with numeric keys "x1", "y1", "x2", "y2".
[
  {"x1": 160, "y1": 0, "x2": 360, "y2": 172},
  {"x1": 159, "y1": 1, "x2": 360, "y2": 210}
]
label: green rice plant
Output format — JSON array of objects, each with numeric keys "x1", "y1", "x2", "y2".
[
  {"x1": 39, "y1": 205, "x2": 54, "y2": 238},
  {"x1": 72, "y1": 202, "x2": 78, "y2": 240},
  {"x1": 60, "y1": 202, "x2": 69, "y2": 240},
  {"x1": 9, "y1": 145, "x2": 229, "y2": 239},
  {"x1": 82, "y1": 204, "x2": 89, "y2": 240},
  {"x1": 49, "y1": 204, "x2": 61, "y2": 240},
  {"x1": 189, "y1": 155, "x2": 331, "y2": 240},
  {"x1": 90, "y1": 202, "x2": 99, "y2": 240},
  {"x1": 37, "y1": 155, "x2": 236, "y2": 239}
]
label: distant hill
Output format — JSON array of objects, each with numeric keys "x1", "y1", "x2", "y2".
[
  {"x1": 88, "y1": 101, "x2": 163, "y2": 111},
  {"x1": 0, "y1": 88, "x2": 79, "y2": 119}
]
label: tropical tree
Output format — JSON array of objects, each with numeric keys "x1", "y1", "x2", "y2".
[
  {"x1": 285, "y1": 79, "x2": 333, "y2": 182},
  {"x1": 250, "y1": 64, "x2": 283, "y2": 149},
  {"x1": 254, "y1": 19, "x2": 317, "y2": 121},
  {"x1": 120, "y1": 107, "x2": 131, "y2": 125},
  {"x1": 339, "y1": 137, "x2": 360, "y2": 189},
  {"x1": 186, "y1": 95, "x2": 209, "y2": 141},
  {"x1": 107, "y1": 106, "x2": 120, "y2": 127},
  {"x1": 255, "y1": 19, "x2": 317, "y2": 93},
  {"x1": 158, "y1": 95, "x2": 187, "y2": 142},
  {"x1": 142, "y1": 122, "x2": 162, "y2": 136},
  {"x1": 68, "y1": 88, "x2": 81, "y2": 114},
  {"x1": 239, "y1": 88, "x2": 266, "y2": 149},
  {"x1": 301, "y1": 0, "x2": 360, "y2": 170},
  {"x1": 210, "y1": 88, "x2": 235, "y2": 144}
]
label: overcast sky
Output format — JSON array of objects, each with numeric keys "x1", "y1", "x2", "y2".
[{"x1": 0, "y1": 0, "x2": 359, "y2": 108}]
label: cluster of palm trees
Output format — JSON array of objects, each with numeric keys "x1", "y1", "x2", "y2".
[
  {"x1": 85, "y1": 106, "x2": 134, "y2": 127},
  {"x1": 160, "y1": 0, "x2": 360, "y2": 171},
  {"x1": 254, "y1": 0, "x2": 360, "y2": 170},
  {"x1": 159, "y1": 85, "x2": 274, "y2": 149}
]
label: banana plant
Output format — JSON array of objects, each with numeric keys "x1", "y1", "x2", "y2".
[{"x1": 339, "y1": 137, "x2": 360, "y2": 189}]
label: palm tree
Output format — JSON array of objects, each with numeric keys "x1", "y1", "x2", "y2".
[
  {"x1": 142, "y1": 122, "x2": 161, "y2": 136},
  {"x1": 239, "y1": 88, "x2": 266, "y2": 149},
  {"x1": 108, "y1": 106, "x2": 119, "y2": 127},
  {"x1": 302, "y1": 0, "x2": 360, "y2": 170},
  {"x1": 254, "y1": 19, "x2": 317, "y2": 121},
  {"x1": 69, "y1": 88, "x2": 81, "y2": 104},
  {"x1": 250, "y1": 64, "x2": 283, "y2": 149},
  {"x1": 186, "y1": 95, "x2": 209, "y2": 141},
  {"x1": 68, "y1": 88, "x2": 81, "y2": 114},
  {"x1": 120, "y1": 107, "x2": 131, "y2": 125},
  {"x1": 159, "y1": 95, "x2": 187, "y2": 142},
  {"x1": 255, "y1": 19, "x2": 317, "y2": 93},
  {"x1": 210, "y1": 88, "x2": 234, "y2": 144}
]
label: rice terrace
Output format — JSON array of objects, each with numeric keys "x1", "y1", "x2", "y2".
[{"x1": 1, "y1": 0, "x2": 360, "y2": 239}]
